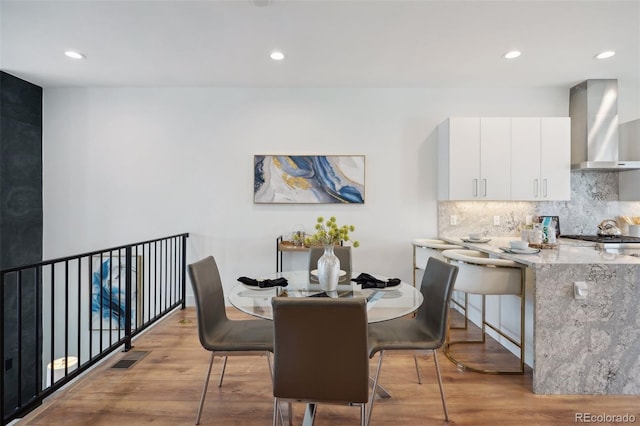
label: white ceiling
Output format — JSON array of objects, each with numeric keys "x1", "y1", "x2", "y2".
[{"x1": 1, "y1": 0, "x2": 639, "y2": 89}]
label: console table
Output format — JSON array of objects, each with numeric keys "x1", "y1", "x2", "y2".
[
  {"x1": 275, "y1": 236, "x2": 344, "y2": 272},
  {"x1": 275, "y1": 236, "x2": 310, "y2": 272}
]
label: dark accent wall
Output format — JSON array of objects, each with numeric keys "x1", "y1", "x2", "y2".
[{"x1": 1, "y1": 71, "x2": 43, "y2": 419}]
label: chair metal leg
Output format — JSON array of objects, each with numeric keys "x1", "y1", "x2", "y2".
[
  {"x1": 360, "y1": 404, "x2": 366, "y2": 426},
  {"x1": 302, "y1": 403, "x2": 316, "y2": 426},
  {"x1": 368, "y1": 377, "x2": 392, "y2": 399},
  {"x1": 273, "y1": 397, "x2": 292, "y2": 426},
  {"x1": 196, "y1": 351, "x2": 215, "y2": 425},
  {"x1": 432, "y1": 350, "x2": 450, "y2": 422},
  {"x1": 267, "y1": 353, "x2": 288, "y2": 425},
  {"x1": 217, "y1": 355, "x2": 228, "y2": 387},
  {"x1": 273, "y1": 397, "x2": 279, "y2": 426},
  {"x1": 266, "y1": 352, "x2": 274, "y2": 382},
  {"x1": 413, "y1": 354, "x2": 422, "y2": 384},
  {"x1": 367, "y1": 351, "x2": 384, "y2": 425}
]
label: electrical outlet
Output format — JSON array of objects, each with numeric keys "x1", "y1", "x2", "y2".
[
  {"x1": 450, "y1": 215, "x2": 458, "y2": 226},
  {"x1": 493, "y1": 215, "x2": 500, "y2": 226},
  {"x1": 525, "y1": 215, "x2": 533, "y2": 225},
  {"x1": 574, "y1": 281, "x2": 588, "y2": 300}
]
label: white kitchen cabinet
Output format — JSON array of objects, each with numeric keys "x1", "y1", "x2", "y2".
[
  {"x1": 438, "y1": 117, "x2": 511, "y2": 200},
  {"x1": 540, "y1": 118, "x2": 571, "y2": 200},
  {"x1": 510, "y1": 117, "x2": 571, "y2": 201}
]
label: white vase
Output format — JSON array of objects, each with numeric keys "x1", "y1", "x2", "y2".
[{"x1": 317, "y1": 244, "x2": 340, "y2": 292}]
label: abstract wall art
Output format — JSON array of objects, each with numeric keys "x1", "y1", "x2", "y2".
[
  {"x1": 254, "y1": 155, "x2": 365, "y2": 204},
  {"x1": 91, "y1": 255, "x2": 142, "y2": 330}
]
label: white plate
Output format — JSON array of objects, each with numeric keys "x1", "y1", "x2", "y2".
[
  {"x1": 500, "y1": 246, "x2": 540, "y2": 254},
  {"x1": 241, "y1": 283, "x2": 276, "y2": 291},
  {"x1": 237, "y1": 290, "x2": 273, "y2": 297},
  {"x1": 310, "y1": 269, "x2": 347, "y2": 277},
  {"x1": 462, "y1": 238, "x2": 491, "y2": 243},
  {"x1": 361, "y1": 284, "x2": 401, "y2": 291}
]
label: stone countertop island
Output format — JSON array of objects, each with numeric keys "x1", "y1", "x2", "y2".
[{"x1": 440, "y1": 236, "x2": 640, "y2": 395}]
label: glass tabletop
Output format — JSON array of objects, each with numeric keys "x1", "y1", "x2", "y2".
[{"x1": 228, "y1": 270, "x2": 423, "y2": 323}]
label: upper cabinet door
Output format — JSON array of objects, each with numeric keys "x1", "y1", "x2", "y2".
[
  {"x1": 540, "y1": 118, "x2": 571, "y2": 200},
  {"x1": 511, "y1": 118, "x2": 542, "y2": 200},
  {"x1": 440, "y1": 117, "x2": 481, "y2": 200},
  {"x1": 479, "y1": 117, "x2": 511, "y2": 200}
]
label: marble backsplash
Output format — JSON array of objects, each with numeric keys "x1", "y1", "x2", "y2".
[{"x1": 438, "y1": 171, "x2": 640, "y2": 238}]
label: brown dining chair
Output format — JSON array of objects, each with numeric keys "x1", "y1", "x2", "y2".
[
  {"x1": 271, "y1": 297, "x2": 370, "y2": 426},
  {"x1": 367, "y1": 257, "x2": 459, "y2": 422},
  {"x1": 188, "y1": 256, "x2": 274, "y2": 425}
]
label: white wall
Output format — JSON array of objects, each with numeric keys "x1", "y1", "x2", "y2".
[{"x1": 43, "y1": 87, "x2": 568, "y2": 303}]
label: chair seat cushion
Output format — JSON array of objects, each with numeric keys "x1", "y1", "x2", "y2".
[
  {"x1": 368, "y1": 319, "x2": 440, "y2": 357},
  {"x1": 202, "y1": 319, "x2": 273, "y2": 352},
  {"x1": 442, "y1": 249, "x2": 522, "y2": 295}
]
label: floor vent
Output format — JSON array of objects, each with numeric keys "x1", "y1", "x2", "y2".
[{"x1": 111, "y1": 350, "x2": 149, "y2": 369}]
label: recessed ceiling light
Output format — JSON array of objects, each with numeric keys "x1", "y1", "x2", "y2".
[
  {"x1": 503, "y1": 50, "x2": 522, "y2": 59},
  {"x1": 64, "y1": 51, "x2": 85, "y2": 60},
  {"x1": 595, "y1": 51, "x2": 616, "y2": 59},
  {"x1": 270, "y1": 51, "x2": 285, "y2": 61}
]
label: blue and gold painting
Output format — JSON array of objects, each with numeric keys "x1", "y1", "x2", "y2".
[
  {"x1": 91, "y1": 256, "x2": 139, "y2": 330},
  {"x1": 254, "y1": 155, "x2": 365, "y2": 204}
]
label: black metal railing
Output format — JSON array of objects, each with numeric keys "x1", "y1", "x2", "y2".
[{"x1": 0, "y1": 233, "x2": 189, "y2": 424}]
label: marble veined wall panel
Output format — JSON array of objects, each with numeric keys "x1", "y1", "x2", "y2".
[{"x1": 533, "y1": 263, "x2": 640, "y2": 394}]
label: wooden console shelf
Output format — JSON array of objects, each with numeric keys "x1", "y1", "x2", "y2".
[
  {"x1": 275, "y1": 236, "x2": 342, "y2": 272},
  {"x1": 276, "y1": 236, "x2": 310, "y2": 272}
]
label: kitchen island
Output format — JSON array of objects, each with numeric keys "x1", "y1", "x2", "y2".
[{"x1": 440, "y1": 236, "x2": 640, "y2": 395}]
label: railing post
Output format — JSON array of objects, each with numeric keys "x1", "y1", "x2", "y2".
[
  {"x1": 124, "y1": 247, "x2": 133, "y2": 352},
  {"x1": 181, "y1": 235, "x2": 187, "y2": 310}
]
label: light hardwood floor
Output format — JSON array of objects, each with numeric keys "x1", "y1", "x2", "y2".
[{"x1": 19, "y1": 307, "x2": 639, "y2": 426}]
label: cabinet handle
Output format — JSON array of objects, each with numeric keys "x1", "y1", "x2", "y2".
[
  {"x1": 473, "y1": 179, "x2": 478, "y2": 197},
  {"x1": 482, "y1": 179, "x2": 487, "y2": 197},
  {"x1": 543, "y1": 179, "x2": 548, "y2": 197},
  {"x1": 534, "y1": 179, "x2": 539, "y2": 197}
]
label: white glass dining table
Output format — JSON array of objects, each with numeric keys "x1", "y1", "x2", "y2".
[{"x1": 228, "y1": 270, "x2": 423, "y2": 323}]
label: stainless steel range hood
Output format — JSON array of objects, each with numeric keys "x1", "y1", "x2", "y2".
[{"x1": 569, "y1": 79, "x2": 640, "y2": 170}]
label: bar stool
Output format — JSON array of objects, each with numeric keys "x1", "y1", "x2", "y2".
[
  {"x1": 410, "y1": 239, "x2": 462, "y2": 384},
  {"x1": 412, "y1": 239, "x2": 469, "y2": 329},
  {"x1": 412, "y1": 239, "x2": 462, "y2": 285},
  {"x1": 441, "y1": 249, "x2": 525, "y2": 374}
]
